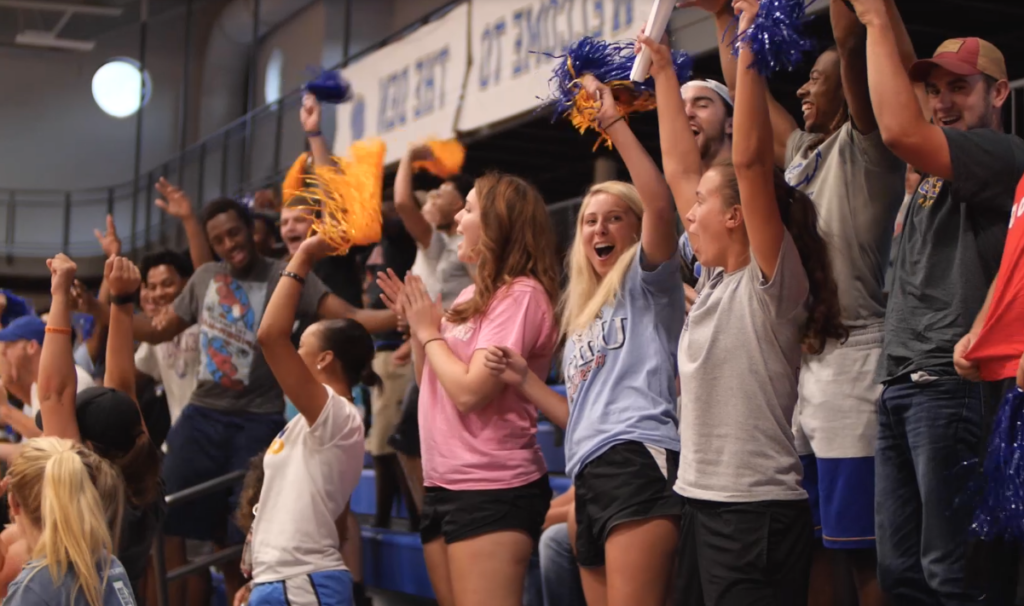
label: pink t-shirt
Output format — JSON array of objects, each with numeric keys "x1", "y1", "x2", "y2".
[{"x1": 419, "y1": 277, "x2": 558, "y2": 490}]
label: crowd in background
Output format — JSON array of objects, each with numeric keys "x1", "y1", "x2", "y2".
[{"x1": 0, "y1": 0, "x2": 1023, "y2": 605}]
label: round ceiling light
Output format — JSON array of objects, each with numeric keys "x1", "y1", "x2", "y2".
[{"x1": 92, "y1": 58, "x2": 152, "y2": 118}]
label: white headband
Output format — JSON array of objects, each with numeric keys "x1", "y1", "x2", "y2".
[{"x1": 680, "y1": 80, "x2": 733, "y2": 107}]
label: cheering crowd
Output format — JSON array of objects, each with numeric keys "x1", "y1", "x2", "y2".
[{"x1": 1, "y1": 0, "x2": 1024, "y2": 604}]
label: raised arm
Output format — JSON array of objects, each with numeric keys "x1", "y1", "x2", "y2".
[
  {"x1": 301, "y1": 93, "x2": 334, "y2": 168},
  {"x1": 38, "y1": 254, "x2": 83, "y2": 442},
  {"x1": 850, "y1": 0, "x2": 951, "y2": 178},
  {"x1": 582, "y1": 72, "x2": 676, "y2": 266},
  {"x1": 394, "y1": 145, "x2": 436, "y2": 249},
  {"x1": 256, "y1": 236, "x2": 331, "y2": 425},
  {"x1": 733, "y1": 1, "x2": 786, "y2": 279},
  {"x1": 641, "y1": 34, "x2": 702, "y2": 221},
  {"x1": 103, "y1": 257, "x2": 142, "y2": 407},
  {"x1": 155, "y1": 178, "x2": 214, "y2": 268}
]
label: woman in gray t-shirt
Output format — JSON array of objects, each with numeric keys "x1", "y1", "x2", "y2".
[{"x1": 672, "y1": 12, "x2": 846, "y2": 605}]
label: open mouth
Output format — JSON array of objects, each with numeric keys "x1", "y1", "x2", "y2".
[
  {"x1": 801, "y1": 101, "x2": 814, "y2": 115},
  {"x1": 938, "y1": 115, "x2": 961, "y2": 126},
  {"x1": 594, "y1": 244, "x2": 615, "y2": 259}
]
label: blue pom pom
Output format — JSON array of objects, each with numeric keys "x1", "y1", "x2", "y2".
[
  {"x1": 305, "y1": 69, "x2": 353, "y2": 104},
  {"x1": 970, "y1": 388, "x2": 1024, "y2": 540},
  {"x1": 732, "y1": 0, "x2": 815, "y2": 76},
  {"x1": 540, "y1": 36, "x2": 694, "y2": 120}
]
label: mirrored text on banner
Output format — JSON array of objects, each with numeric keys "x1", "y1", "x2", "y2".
[
  {"x1": 334, "y1": 3, "x2": 470, "y2": 164},
  {"x1": 458, "y1": 0, "x2": 654, "y2": 132}
]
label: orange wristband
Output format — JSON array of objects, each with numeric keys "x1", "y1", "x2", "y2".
[{"x1": 44, "y1": 326, "x2": 73, "y2": 336}]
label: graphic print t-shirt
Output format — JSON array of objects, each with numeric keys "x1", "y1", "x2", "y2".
[
  {"x1": 880, "y1": 128, "x2": 1024, "y2": 381},
  {"x1": 135, "y1": 325, "x2": 200, "y2": 425},
  {"x1": 173, "y1": 257, "x2": 329, "y2": 414},
  {"x1": 966, "y1": 174, "x2": 1024, "y2": 380},
  {"x1": 563, "y1": 248, "x2": 685, "y2": 479}
]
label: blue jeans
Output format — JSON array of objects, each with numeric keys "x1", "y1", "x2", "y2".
[
  {"x1": 875, "y1": 377, "x2": 984, "y2": 605},
  {"x1": 539, "y1": 523, "x2": 585, "y2": 606}
]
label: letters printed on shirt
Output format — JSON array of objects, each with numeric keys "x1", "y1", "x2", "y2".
[
  {"x1": 916, "y1": 176, "x2": 945, "y2": 208},
  {"x1": 1010, "y1": 195, "x2": 1024, "y2": 229},
  {"x1": 784, "y1": 147, "x2": 823, "y2": 196},
  {"x1": 198, "y1": 274, "x2": 268, "y2": 390},
  {"x1": 565, "y1": 309, "x2": 626, "y2": 401}
]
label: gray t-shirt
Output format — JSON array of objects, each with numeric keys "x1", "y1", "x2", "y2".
[
  {"x1": 785, "y1": 122, "x2": 905, "y2": 327},
  {"x1": 173, "y1": 256, "x2": 329, "y2": 413},
  {"x1": 880, "y1": 128, "x2": 1024, "y2": 381},
  {"x1": 3, "y1": 556, "x2": 136, "y2": 605},
  {"x1": 411, "y1": 230, "x2": 474, "y2": 309},
  {"x1": 675, "y1": 232, "x2": 809, "y2": 502}
]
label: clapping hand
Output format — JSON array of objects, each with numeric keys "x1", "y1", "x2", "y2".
[
  {"x1": 376, "y1": 268, "x2": 406, "y2": 317},
  {"x1": 400, "y1": 274, "x2": 443, "y2": 342}
]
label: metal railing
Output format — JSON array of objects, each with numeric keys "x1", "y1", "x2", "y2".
[
  {"x1": 151, "y1": 469, "x2": 248, "y2": 606},
  {"x1": 2, "y1": 68, "x2": 1022, "y2": 261},
  {"x1": 0, "y1": 1, "x2": 464, "y2": 261}
]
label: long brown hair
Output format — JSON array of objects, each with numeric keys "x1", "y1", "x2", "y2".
[
  {"x1": 713, "y1": 161, "x2": 847, "y2": 353},
  {"x1": 447, "y1": 173, "x2": 561, "y2": 324}
]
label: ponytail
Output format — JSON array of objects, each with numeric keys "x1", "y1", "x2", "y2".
[
  {"x1": 771, "y1": 171, "x2": 847, "y2": 354},
  {"x1": 713, "y1": 162, "x2": 847, "y2": 353},
  {"x1": 8, "y1": 438, "x2": 121, "y2": 606},
  {"x1": 39, "y1": 449, "x2": 115, "y2": 606}
]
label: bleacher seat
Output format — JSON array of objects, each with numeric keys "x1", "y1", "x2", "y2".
[{"x1": 361, "y1": 528, "x2": 435, "y2": 599}]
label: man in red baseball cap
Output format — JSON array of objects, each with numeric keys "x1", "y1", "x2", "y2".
[{"x1": 849, "y1": 0, "x2": 1024, "y2": 603}]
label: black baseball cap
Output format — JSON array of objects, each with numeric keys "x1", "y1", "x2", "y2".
[{"x1": 35, "y1": 386, "x2": 144, "y2": 453}]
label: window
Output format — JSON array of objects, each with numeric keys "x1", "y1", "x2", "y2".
[
  {"x1": 265, "y1": 48, "x2": 284, "y2": 104},
  {"x1": 92, "y1": 58, "x2": 152, "y2": 118}
]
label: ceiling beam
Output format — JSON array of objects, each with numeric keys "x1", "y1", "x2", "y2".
[{"x1": 0, "y1": 1, "x2": 123, "y2": 17}]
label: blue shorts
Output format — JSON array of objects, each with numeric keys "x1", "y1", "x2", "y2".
[
  {"x1": 801, "y1": 453, "x2": 876, "y2": 549},
  {"x1": 161, "y1": 404, "x2": 285, "y2": 543},
  {"x1": 250, "y1": 570, "x2": 353, "y2": 606}
]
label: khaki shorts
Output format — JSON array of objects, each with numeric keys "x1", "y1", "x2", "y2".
[{"x1": 367, "y1": 349, "x2": 414, "y2": 456}]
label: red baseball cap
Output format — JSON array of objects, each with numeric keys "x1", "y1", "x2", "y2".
[{"x1": 909, "y1": 38, "x2": 1008, "y2": 83}]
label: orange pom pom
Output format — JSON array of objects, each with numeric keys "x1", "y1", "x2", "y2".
[
  {"x1": 295, "y1": 139, "x2": 386, "y2": 255},
  {"x1": 412, "y1": 139, "x2": 466, "y2": 178},
  {"x1": 282, "y1": 152, "x2": 311, "y2": 203}
]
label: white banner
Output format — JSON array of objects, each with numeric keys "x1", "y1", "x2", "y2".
[
  {"x1": 458, "y1": 0, "x2": 654, "y2": 132},
  {"x1": 334, "y1": 3, "x2": 469, "y2": 164}
]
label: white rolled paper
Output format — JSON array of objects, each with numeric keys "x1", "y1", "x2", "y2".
[{"x1": 630, "y1": 0, "x2": 676, "y2": 83}]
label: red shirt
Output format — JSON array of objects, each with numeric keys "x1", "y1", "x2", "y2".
[{"x1": 966, "y1": 175, "x2": 1024, "y2": 380}]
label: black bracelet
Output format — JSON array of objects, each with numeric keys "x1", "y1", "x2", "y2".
[
  {"x1": 600, "y1": 115, "x2": 626, "y2": 131},
  {"x1": 110, "y1": 293, "x2": 135, "y2": 306},
  {"x1": 280, "y1": 270, "x2": 306, "y2": 285},
  {"x1": 306, "y1": 130, "x2": 323, "y2": 138},
  {"x1": 422, "y1": 337, "x2": 445, "y2": 348}
]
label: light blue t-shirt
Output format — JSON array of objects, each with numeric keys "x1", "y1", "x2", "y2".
[
  {"x1": 3, "y1": 556, "x2": 136, "y2": 606},
  {"x1": 562, "y1": 248, "x2": 685, "y2": 478}
]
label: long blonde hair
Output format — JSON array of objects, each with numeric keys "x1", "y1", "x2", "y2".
[
  {"x1": 447, "y1": 172, "x2": 561, "y2": 324},
  {"x1": 560, "y1": 181, "x2": 644, "y2": 335},
  {"x1": 7, "y1": 438, "x2": 124, "y2": 606}
]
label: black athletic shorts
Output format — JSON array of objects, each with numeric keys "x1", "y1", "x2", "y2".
[
  {"x1": 574, "y1": 441, "x2": 682, "y2": 567},
  {"x1": 420, "y1": 475, "x2": 552, "y2": 545},
  {"x1": 673, "y1": 498, "x2": 813, "y2": 606}
]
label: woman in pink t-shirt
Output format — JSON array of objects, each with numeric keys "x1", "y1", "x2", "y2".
[{"x1": 379, "y1": 172, "x2": 561, "y2": 606}]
